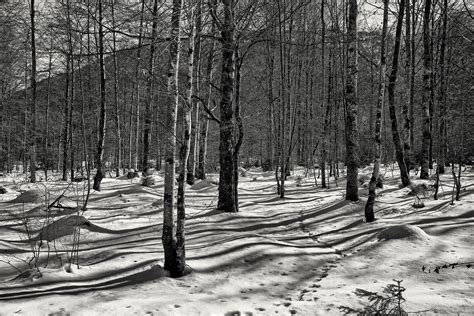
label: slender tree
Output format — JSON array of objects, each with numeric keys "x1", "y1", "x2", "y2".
[
  {"x1": 438, "y1": 0, "x2": 448, "y2": 174},
  {"x1": 420, "y1": 0, "x2": 433, "y2": 179},
  {"x1": 365, "y1": 0, "x2": 389, "y2": 223},
  {"x1": 162, "y1": 0, "x2": 185, "y2": 277},
  {"x1": 29, "y1": 0, "x2": 37, "y2": 183},
  {"x1": 112, "y1": 0, "x2": 121, "y2": 177},
  {"x1": 345, "y1": 0, "x2": 359, "y2": 201},
  {"x1": 387, "y1": 0, "x2": 411, "y2": 187},
  {"x1": 143, "y1": 0, "x2": 159, "y2": 173},
  {"x1": 93, "y1": 0, "x2": 107, "y2": 191}
]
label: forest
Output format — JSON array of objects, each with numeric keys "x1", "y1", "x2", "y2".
[{"x1": 0, "y1": 0, "x2": 473, "y2": 314}]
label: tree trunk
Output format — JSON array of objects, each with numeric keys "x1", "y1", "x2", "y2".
[
  {"x1": 29, "y1": 0, "x2": 37, "y2": 183},
  {"x1": 93, "y1": 0, "x2": 107, "y2": 191},
  {"x1": 62, "y1": 55, "x2": 70, "y2": 182},
  {"x1": 365, "y1": 0, "x2": 388, "y2": 223},
  {"x1": 112, "y1": 1, "x2": 121, "y2": 177},
  {"x1": 438, "y1": 0, "x2": 448, "y2": 174},
  {"x1": 44, "y1": 33, "x2": 53, "y2": 181},
  {"x1": 345, "y1": 0, "x2": 359, "y2": 201},
  {"x1": 233, "y1": 48, "x2": 244, "y2": 213},
  {"x1": 387, "y1": 0, "x2": 411, "y2": 188},
  {"x1": 420, "y1": 0, "x2": 432, "y2": 179},
  {"x1": 320, "y1": 0, "x2": 328, "y2": 189},
  {"x1": 403, "y1": 0, "x2": 413, "y2": 171},
  {"x1": 143, "y1": 0, "x2": 158, "y2": 173},
  {"x1": 132, "y1": 0, "x2": 145, "y2": 171},
  {"x1": 217, "y1": 0, "x2": 237, "y2": 212},
  {"x1": 188, "y1": 0, "x2": 202, "y2": 185},
  {"x1": 162, "y1": 0, "x2": 184, "y2": 277},
  {"x1": 196, "y1": 19, "x2": 216, "y2": 180}
]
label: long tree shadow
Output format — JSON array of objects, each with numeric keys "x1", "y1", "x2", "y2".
[{"x1": 0, "y1": 261, "x2": 165, "y2": 300}]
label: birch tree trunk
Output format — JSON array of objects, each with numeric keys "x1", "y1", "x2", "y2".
[
  {"x1": 365, "y1": 0, "x2": 388, "y2": 223},
  {"x1": 188, "y1": 0, "x2": 202, "y2": 185},
  {"x1": 162, "y1": 0, "x2": 184, "y2": 277}
]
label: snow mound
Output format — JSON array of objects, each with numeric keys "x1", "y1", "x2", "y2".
[
  {"x1": 377, "y1": 225, "x2": 430, "y2": 241},
  {"x1": 191, "y1": 179, "x2": 217, "y2": 190},
  {"x1": 34, "y1": 215, "x2": 90, "y2": 242},
  {"x1": 8, "y1": 189, "x2": 45, "y2": 203}
]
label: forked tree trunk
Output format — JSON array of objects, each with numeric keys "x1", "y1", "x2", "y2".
[
  {"x1": 162, "y1": 0, "x2": 184, "y2": 277},
  {"x1": 387, "y1": 0, "x2": 411, "y2": 188},
  {"x1": 365, "y1": 0, "x2": 388, "y2": 223},
  {"x1": 420, "y1": 0, "x2": 432, "y2": 179},
  {"x1": 345, "y1": 0, "x2": 359, "y2": 201},
  {"x1": 93, "y1": 0, "x2": 107, "y2": 191}
]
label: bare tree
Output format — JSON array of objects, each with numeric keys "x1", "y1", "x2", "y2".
[
  {"x1": 93, "y1": 0, "x2": 107, "y2": 191},
  {"x1": 29, "y1": 0, "x2": 37, "y2": 183},
  {"x1": 162, "y1": 0, "x2": 185, "y2": 277},
  {"x1": 365, "y1": 0, "x2": 389, "y2": 223},
  {"x1": 217, "y1": 0, "x2": 238, "y2": 212},
  {"x1": 387, "y1": 0, "x2": 411, "y2": 187},
  {"x1": 345, "y1": 0, "x2": 359, "y2": 201},
  {"x1": 420, "y1": 0, "x2": 432, "y2": 179}
]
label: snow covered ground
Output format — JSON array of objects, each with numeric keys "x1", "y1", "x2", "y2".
[{"x1": 0, "y1": 165, "x2": 472, "y2": 315}]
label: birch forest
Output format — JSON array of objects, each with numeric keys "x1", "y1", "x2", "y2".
[{"x1": 0, "y1": 0, "x2": 473, "y2": 314}]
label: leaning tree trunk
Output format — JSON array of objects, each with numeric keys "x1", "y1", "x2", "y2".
[
  {"x1": 420, "y1": 0, "x2": 432, "y2": 179},
  {"x1": 365, "y1": 0, "x2": 389, "y2": 223},
  {"x1": 162, "y1": 0, "x2": 184, "y2": 277},
  {"x1": 217, "y1": 0, "x2": 237, "y2": 212},
  {"x1": 387, "y1": 0, "x2": 411, "y2": 188},
  {"x1": 29, "y1": 0, "x2": 37, "y2": 183},
  {"x1": 345, "y1": 0, "x2": 359, "y2": 201},
  {"x1": 93, "y1": 0, "x2": 107, "y2": 191}
]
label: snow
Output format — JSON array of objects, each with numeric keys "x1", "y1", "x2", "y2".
[{"x1": 0, "y1": 166, "x2": 473, "y2": 315}]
